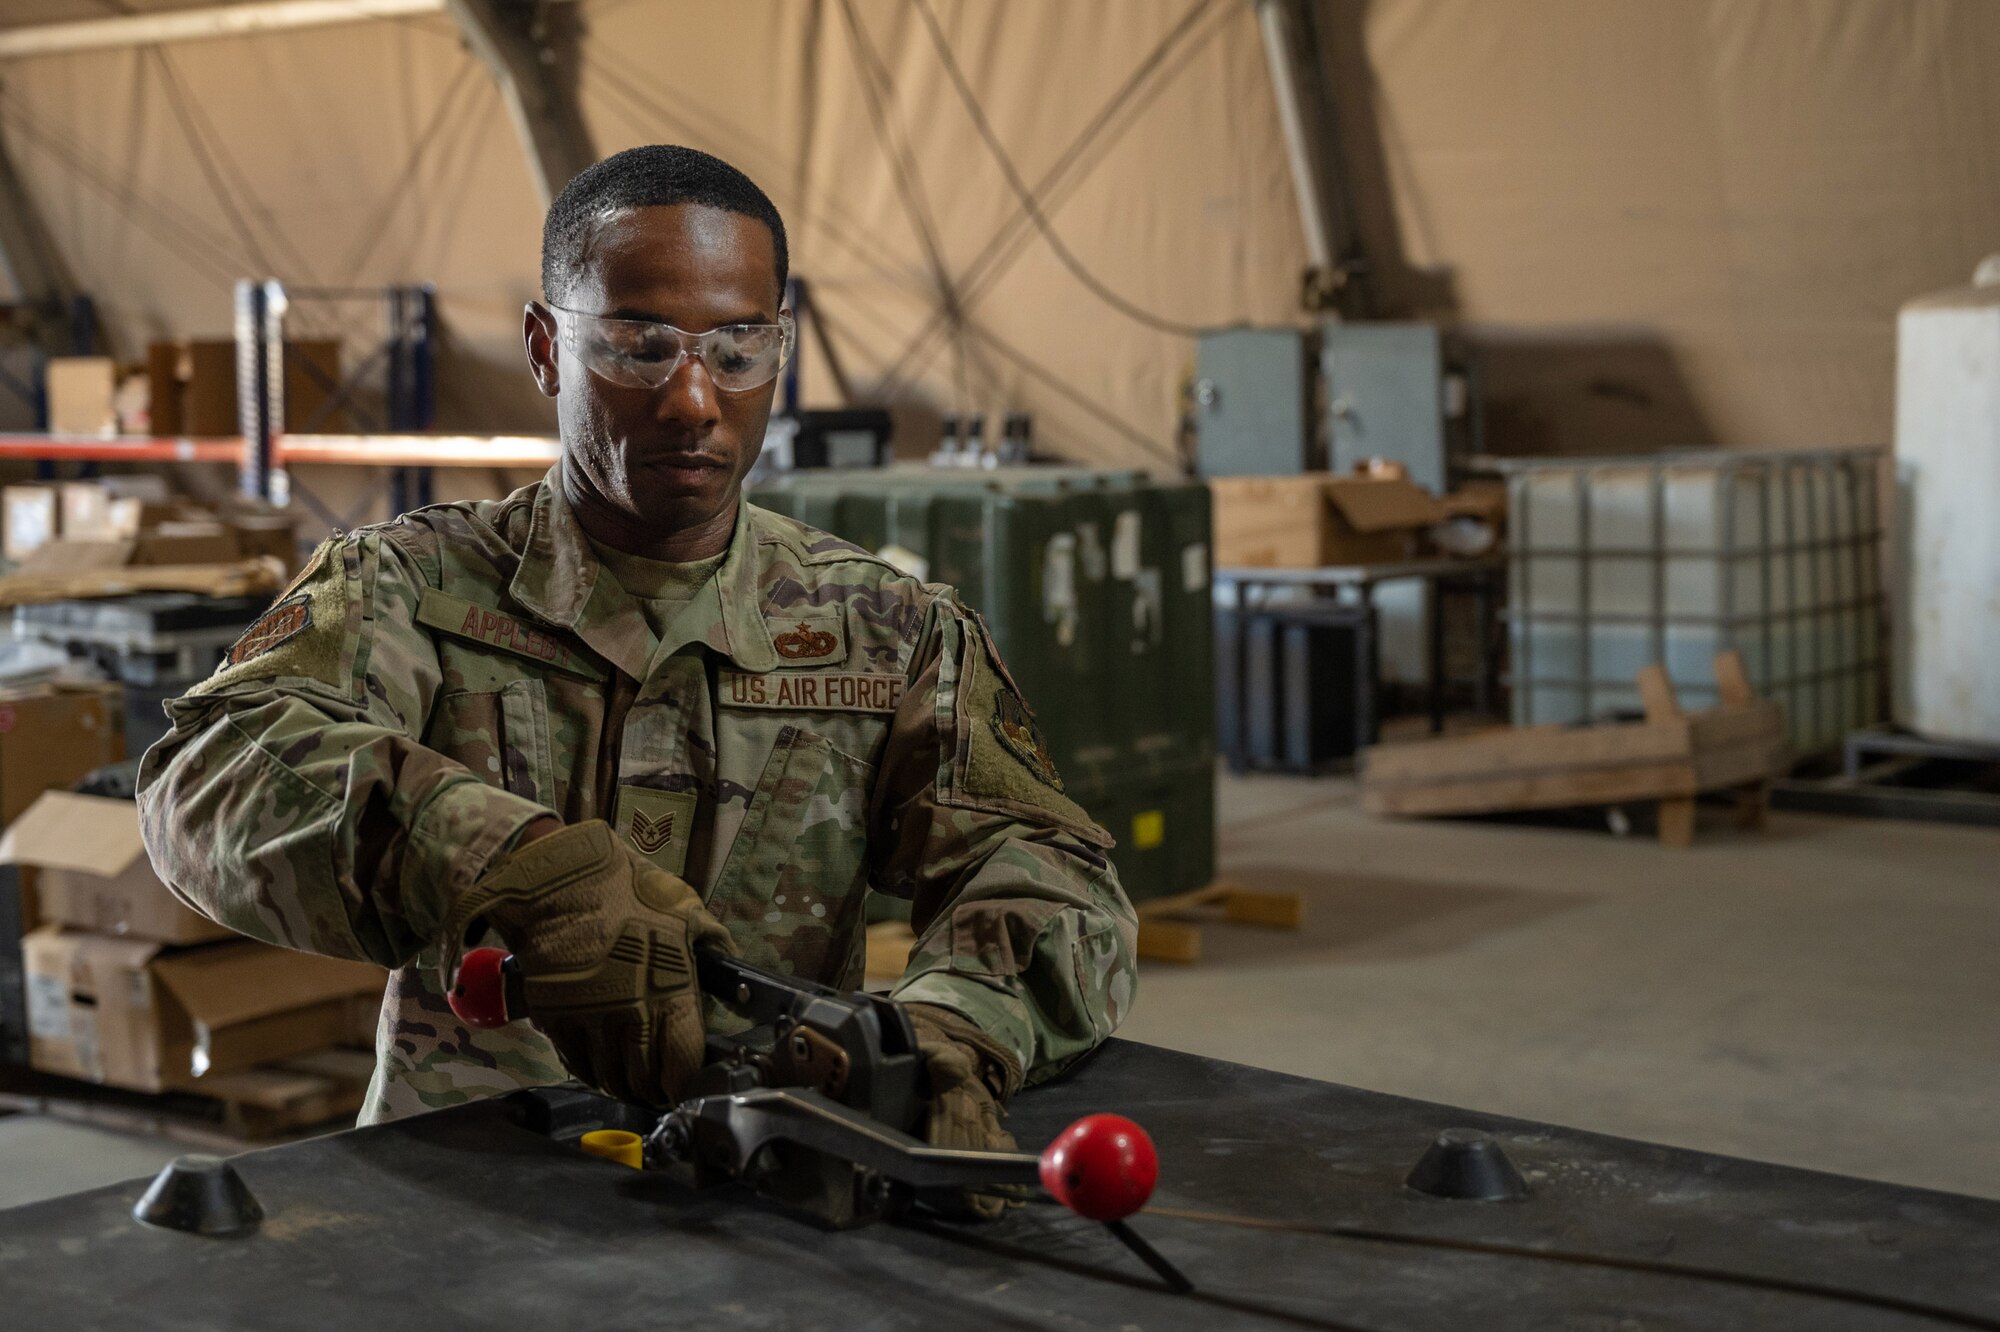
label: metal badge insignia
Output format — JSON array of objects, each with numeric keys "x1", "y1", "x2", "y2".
[
  {"x1": 225, "y1": 595, "x2": 312, "y2": 666},
  {"x1": 991, "y1": 689, "x2": 1066, "y2": 792},
  {"x1": 772, "y1": 620, "x2": 840, "y2": 660}
]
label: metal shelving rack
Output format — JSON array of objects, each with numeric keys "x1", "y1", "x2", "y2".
[{"x1": 0, "y1": 280, "x2": 560, "y2": 508}]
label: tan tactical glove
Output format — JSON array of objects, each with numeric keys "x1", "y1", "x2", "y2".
[
  {"x1": 440, "y1": 819, "x2": 735, "y2": 1107},
  {"x1": 905, "y1": 1003, "x2": 1026, "y2": 1220}
]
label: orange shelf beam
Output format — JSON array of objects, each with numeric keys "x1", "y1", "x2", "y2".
[
  {"x1": 0, "y1": 435, "x2": 244, "y2": 463},
  {"x1": 0, "y1": 433, "x2": 562, "y2": 469},
  {"x1": 277, "y1": 434, "x2": 562, "y2": 468}
]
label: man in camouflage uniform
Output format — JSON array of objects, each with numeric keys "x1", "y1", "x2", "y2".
[{"x1": 135, "y1": 146, "x2": 1136, "y2": 1162}]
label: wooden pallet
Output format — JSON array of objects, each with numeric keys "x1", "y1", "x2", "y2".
[
  {"x1": 0, "y1": 1047, "x2": 374, "y2": 1147},
  {"x1": 863, "y1": 920, "x2": 919, "y2": 986},
  {"x1": 863, "y1": 886, "x2": 1307, "y2": 975},
  {"x1": 1136, "y1": 880, "x2": 1305, "y2": 964},
  {"x1": 1361, "y1": 652, "x2": 1785, "y2": 847}
]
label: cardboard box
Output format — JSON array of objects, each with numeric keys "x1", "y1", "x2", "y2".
[
  {"x1": 22, "y1": 927, "x2": 383, "y2": 1092},
  {"x1": 1210, "y1": 476, "x2": 1330, "y2": 568},
  {"x1": 0, "y1": 687, "x2": 125, "y2": 828},
  {"x1": 129, "y1": 521, "x2": 241, "y2": 567},
  {"x1": 1211, "y1": 474, "x2": 1446, "y2": 568},
  {"x1": 59, "y1": 481, "x2": 116, "y2": 540},
  {"x1": 1440, "y1": 480, "x2": 1508, "y2": 526},
  {"x1": 1323, "y1": 474, "x2": 1445, "y2": 564},
  {"x1": 12, "y1": 538, "x2": 133, "y2": 577},
  {"x1": 184, "y1": 340, "x2": 239, "y2": 436},
  {"x1": 15, "y1": 514, "x2": 248, "y2": 578},
  {"x1": 223, "y1": 512, "x2": 301, "y2": 575},
  {"x1": 147, "y1": 339, "x2": 346, "y2": 436},
  {"x1": 145, "y1": 342, "x2": 185, "y2": 436},
  {"x1": 4, "y1": 484, "x2": 60, "y2": 562},
  {"x1": 106, "y1": 496, "x2": 195, "y2": 539},
  {"x1": 99, "y1": 473, "x2": 174, "y2": 505},
  {"x1": 1, "y1": 791, "x2": 230, "y2": 944},
  {"x1": 147, "y1": 340, "x2": 237, "y2": 437},
  {"x1": 45, "y1": 357, "x2": 118, "y2": 438}
]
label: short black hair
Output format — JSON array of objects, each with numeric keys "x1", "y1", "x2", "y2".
[{"x1": 540, "y1": 144, "x2": 789, "y2": 305}]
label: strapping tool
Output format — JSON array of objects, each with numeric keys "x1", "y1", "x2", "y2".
[{"x1": 449, "y1": 943, "x2": 1190, "y2": 1292}]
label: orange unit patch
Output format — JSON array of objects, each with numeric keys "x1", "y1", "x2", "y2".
[{"x1": 225, "y1": 596, "x2": 312, "y2": 666}]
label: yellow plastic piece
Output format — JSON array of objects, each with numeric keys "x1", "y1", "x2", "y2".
[
  {"x1": 1132, "y1": 810, "x2": 1165, "y2": 851},
  {"x1": 579, "y1": 1129, "x2": 644, "y2": 1170}
]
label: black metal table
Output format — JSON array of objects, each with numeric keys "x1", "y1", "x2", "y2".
[
  {"x1": 1218, "y1": 558, "x2": 1506, "y2": 772},
  {"x1": 3, "y1": 1040, "x2": 1996, "y2": 1330}
]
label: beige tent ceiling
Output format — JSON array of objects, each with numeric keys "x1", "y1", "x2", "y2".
[{"x1": 0, "y1": 0, "x2": 1995, "y2": 467}]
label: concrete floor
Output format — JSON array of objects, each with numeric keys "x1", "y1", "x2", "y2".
[
  {"x1": 1123, "y1": 771, "x2": 2000, "y2": 1201},
  {"x1": 2, "y1": 771, "x2": 1995, "y2": 1211},
  {"x1": 0, "y1": 1117, "x2": 187, "y2": 1209}
]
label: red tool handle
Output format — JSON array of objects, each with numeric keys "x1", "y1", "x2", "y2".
[
  {"x1": 1039, "y1": 1114, "x2": 1159, "y2": 1221},
  {"x1": 449, "y1": 946, "x2": 1161, "y2": 1221},
  {"x1": 448, "y1": 946, "x2": 515, "y2": 1029}
]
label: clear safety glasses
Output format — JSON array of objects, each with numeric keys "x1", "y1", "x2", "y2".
[{"x1": 550, "y1": 305, "x2": 795, "y2": 393}]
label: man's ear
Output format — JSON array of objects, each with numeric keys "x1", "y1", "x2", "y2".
[{"x1": 523, "y1": 302, "x2": 560, "y2": 399}]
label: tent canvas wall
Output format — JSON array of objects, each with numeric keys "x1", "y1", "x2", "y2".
[{"x1": 0, "y1": 0, "x2": 1991, "y2": 500}]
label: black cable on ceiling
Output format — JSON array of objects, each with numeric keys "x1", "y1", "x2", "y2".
[
  {"x1": 907, "y1": 0, "x2": 1212, "y2": 341},
  {"x1": 876, "y1": 0, "x2": 1224, "y2": 396},
  {"x1": 150, "y1": 48, "x2": 286, "y2": 280},
  {"x1": 338, "y1": 57, "x2": 480, "y2": 284},
  {"x1": 580, "y1": 44, "x2": 911, "y2": 293},
  {"x1": 150, "y1": 46, "x2": 325, "y2": 285},
  {"x1": 0, "y1": 89, "x2": 240, "y2": 289},
  {"x1": 832, "y1": 0, "x2": 978, "y2": 412},
  {"x1": 963, "y1": 320, "x2": 1182, "y2": 468}
]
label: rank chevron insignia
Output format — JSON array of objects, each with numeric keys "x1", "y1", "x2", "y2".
[{"x1": 629, "y1": 806, "x2": 676, "y2": 854}]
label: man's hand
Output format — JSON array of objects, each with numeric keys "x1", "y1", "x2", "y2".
[
  {"x1": 440, "y1": 819, "x2": 735, "y2": 1107},
  {"x1": 905, "y1": 1003, "x2": 1025, "y2": 1220}
]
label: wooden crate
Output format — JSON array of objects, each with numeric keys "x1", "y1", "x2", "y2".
[
  {"x1": 1361, "y1": 653, "x2": 1786, "y2": 846},
  {"x1": 0, "y1": 1047, "x2": 374, "y2": 1148}
]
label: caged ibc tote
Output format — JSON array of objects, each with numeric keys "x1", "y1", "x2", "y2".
[
  {"x1": 753, "y1": 466, "x2": 1216, "y2": 905},
  {"x1": 1497, "y1": 448, "x2": 1886, "y2": 756}
]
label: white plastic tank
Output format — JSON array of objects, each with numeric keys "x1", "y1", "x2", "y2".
[{"x1": 1894, "y1": 263, "x2": 2000, "y2": 745}]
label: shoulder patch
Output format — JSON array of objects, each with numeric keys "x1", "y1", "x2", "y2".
[
  {"x1": 190, "y1": 537, "x2": 350, "y2": 697},
  {"x1": 226, "y1": 594, "x2": 312, "y2": 666},
  {"x1": 945, "y1": 610, "x2": 1111, "y2": 847},
  {"x1": 991, "y1": 689, "x2": 1064, "y2": 792}
]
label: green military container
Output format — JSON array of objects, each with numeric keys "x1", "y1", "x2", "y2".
[{"x1": 753, "y1": 466, "x2": 1214, "y2": 905}]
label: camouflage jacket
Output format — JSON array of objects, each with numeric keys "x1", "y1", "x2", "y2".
[{"x1": 135, "y1": 469, "x2": 1137, "y2": 1122}]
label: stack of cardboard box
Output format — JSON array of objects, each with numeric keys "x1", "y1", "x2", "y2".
[
  {"x1": 4, "y1": 792, "x2": 383, "y2": 1094},
  {"x1": 1, "y1": 478, "x2": 299, "y2": 586},
  {"x1": 1208, "y1": 469, "x2": 1507, "y2": 570},
  {"x1": 0, "y1": 690, "x2": 135, "y2": 1066},
  {"x1": 43, "y1": 340, "x2": 343, "y2": 439}
]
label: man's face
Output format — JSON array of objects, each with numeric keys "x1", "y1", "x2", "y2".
[{"x1": 526, "y1": 203, "x2": 783, "y2": 543}]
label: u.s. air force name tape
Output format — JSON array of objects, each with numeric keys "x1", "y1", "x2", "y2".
[{"x1": 721, "y1": 670, "x2": 904, "y2": 713}]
